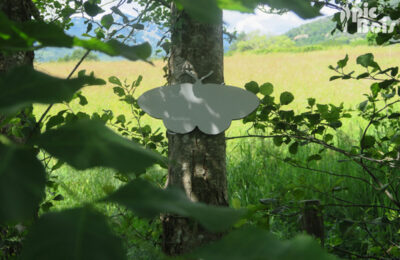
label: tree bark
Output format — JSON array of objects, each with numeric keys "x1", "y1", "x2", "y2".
[
  {"x1": 162, "y1": 4, "x2": 228, "y2": 255},
  {"x1": 0, "y1": 0, "x2": 35, "y2": 142},
  {"x1": 0, "y1": 0, "x2": 35, "y2": 73},
  {"x1": 0, "y1": 0, "x2": 35, "y2": 257}
]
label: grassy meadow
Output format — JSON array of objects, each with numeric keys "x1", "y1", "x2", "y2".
[{"x1": 34, "y1": 45, "x2": 400, "y2": 258}]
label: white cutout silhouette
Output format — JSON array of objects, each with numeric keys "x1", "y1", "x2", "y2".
[{"x1": 138, "y1": 72, "x2": 260, "y2": 135}]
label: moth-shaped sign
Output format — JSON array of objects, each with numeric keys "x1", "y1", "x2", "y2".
[{"x1": 138, "y1": 73, "x2": 260, "y2": 135}]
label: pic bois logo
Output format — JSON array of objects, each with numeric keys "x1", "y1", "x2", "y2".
[{"x1": 340, "y1": 3, "x2": 397, "y2": 34}]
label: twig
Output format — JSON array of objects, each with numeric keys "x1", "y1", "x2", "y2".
[
  {"x1": 362, "y1": 223, "x2": 391, "y2": 258},
  {"x1": 331, "y1": 246, "x2": 386, "y2": 260},
  {"x1": 323, "y1": 203, "x2": 400, "y2": 212},
  {"x1": 32, "y1": 49, "x2": 91, "y2": 136}
]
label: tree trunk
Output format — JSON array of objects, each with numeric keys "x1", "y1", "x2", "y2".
[
  {"x1": 162, "y1": 4, "x2": 228, "y2": 255},
  {"x1": 0, "y1": 0, "x2": 35, "y2": 142},
  {"x1": 0, "y1": 0, "x2": 35, "y2": 72},
  {"x1": 0, "y1": 0, "x2": 35, "y2": 257}
]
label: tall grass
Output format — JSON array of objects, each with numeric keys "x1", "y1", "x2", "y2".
[{"x1": 34, "y1": 45, "x2": 400, "y2": 258}]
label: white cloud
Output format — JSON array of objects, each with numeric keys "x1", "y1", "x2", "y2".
[
  {"x1": 117, "y1": 2, "x2": 142, "y2": 17},
  {"x1": 223, "y1": 6, "x2": 338, "y2": 35},
  {"x1": 142, "y1": 27, "x2": 162, "y2": 43}
]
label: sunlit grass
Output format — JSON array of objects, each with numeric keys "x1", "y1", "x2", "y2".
[
  {"x1": 34, "y1": 46, "x2": 400, "y2": 255},
  {"x1": 34, "y1": 45, "x2": 400, "y2": 202}
]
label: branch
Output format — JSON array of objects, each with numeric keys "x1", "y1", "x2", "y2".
[
  {"x1": 361, "y1": 223, "x2": 391, "y2": 258},
  {"x1": 32, "y1": 50, "x2": 91, "y2": 136},
  {"x1": 285, "y1": 160, "x2": 372, "y2": 186},
  {"x1": 331, "y1": 246, "x2": 386, "y2": 260},
  {"x1": 323, "y1": 203, "x2": 400, "y2": 212}
]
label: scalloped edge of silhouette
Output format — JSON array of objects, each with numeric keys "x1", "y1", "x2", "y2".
[{"x1": 138, "y1": 72, "x2": 260, "y2": 135}]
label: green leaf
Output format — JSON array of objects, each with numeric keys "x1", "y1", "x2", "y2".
[
  {"x1": 391, "y1": 67, "x2": 398, "y2": 77},
  {"x1": 357, "y1": 53, "x2": 380, "y2": 70},
  {"x1": 101, "y1": 14, "x2": 114, "y2": 29},
  {"x1": 98, "y1": 40, "x2": 152, "y2": 61},
  {"x1": 329, "y1": 76, "x2": 342, "y2": 81},
  {"x1": 104, "y1": 179, "x2": 245, "y2": 232},
  {"x1": 307, "y1": 154, "x2": 322, "y2": 162},
  {"x1": 329, "y1": 121, "x2": 342, "y2": 129},
  {"x1": 113, "y1": 87, "x2": 125, "y2": 97},
  {"x1": 370, "y1": 83, "x2": 380, "y2": 97},
  {"x1": 357, "y1": 72, "x2": 370, "y2": 79},
  {"x1": 116, "y1": 115, "x2": 126, "y2": 124},
  {"x1": 0, "y1": 144, "x2": 46, "y2": 223},
  {"x1": 358, "y1": 100, "x2": 369, "y2": 112},
  {"x1": 305, "y1": 113, "x2": 320, "y2": 125},
  {"x1": 361, "y1": 135, "x2": 376, "y2": 149},
  {"x1": 289, "y1": 142, "x2": 299, "y2": 155},
  {"x1": 177, "y1": 0, "x2": 321, "y2": 20},
  {"x1": 188, "y1": 227, "x2": 337, "y2": 260},
  {"x1": 84, "y1": 1, "x2": 104, "y2": 17},
  {"x1": 244, "y1": 81, "x2": 260, "y2": 94},
  {"x1": 174, "y1": 0, "x2": 222, "y2": 24},
  {"x1": 131, "y1": 23, "x2": 145, "y2": 30},
  {"x1": 46, "y1": 114, "x2": 65, "y2": 130},
  {"x1": 324, "y1": 134, "x2": 334, "y2": 142},
  {"x1": 337, "y1": 54, "x2": 348, "y2": 68},
  {"x1": 259, "y1": 82, "x2": 274, "y2": 96},
  {"x1": 273, "y1": 136, "x2": 283, "y2": 147},
  {"x1": 134, "y1": 75, "x2": 143, "y2": 87},
  {"x1": 0, "y1": 66, "x2": 105, "y2": 114},
  {"x1": 280, "y1": 91, "x2": 294, "y2": 105},
  {"x1": 53, "y1": 194, "x2": 64, "y2": 201},
  {"x1": 51, "y1": 160, "x2": 65, "y2": 171},
  {"x1": 109, "y1": 76, "x2": 122, "y2": 86},
  {"x1": 33, "y1": 120, "x2": 163, "y2": 174},
  {"x1": 307, "y1": 98, "x2": 316, "y2": 107},
  {"x1": 77, "y1": 93, "x2": 88, "y2": 106},
  {"x1": 111, "y1": 6, "x2": 129, "y2": 24},
  {"x1": 316, "y1": 104, "x2": 329, "y2": 114},
  {"x1": 0, "y1": 12, "x2": 152, "y2": 62},
  {"x1": 20, "y1": 207, "x2": 126, "y2": 260},
  {"x1": 378, "y1": 79, "x2": 396, "y2": 90}
]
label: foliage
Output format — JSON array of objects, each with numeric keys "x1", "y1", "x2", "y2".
[
  {"x1": 0, "y1": 67, "x2": 105, "y2": 114},
  {"x1": 285, "y1": 16, "x2": 367, "y2": 47},
  {"x1": 187, "y1": 227, "x2": 338, "y2": 260},
  {"x1": 228, "y1": 22, "x2": 370, "y2": 55},
  {"x1": 107, "y1": 75, "x2": 168, "y2": 155},
  {"x1": 7, "y1": 0, "x2": 400, "y2": 259},
  {"x1": 228, "y1": 32, "x2": 296, "y2": 54},
  {"x1": 0, "y1": 0, "x2": 342, "y2": 259},
  {"x1": 237, "y1": 50, "x2": 400, "y2": 257}
]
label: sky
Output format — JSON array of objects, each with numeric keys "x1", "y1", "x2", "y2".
[
  {"x1": 116, "y1": 4, "x2": 338, "y2": 36},
  {"x1": 223, "y1": 7, "x2": 337, "y2": 35}
]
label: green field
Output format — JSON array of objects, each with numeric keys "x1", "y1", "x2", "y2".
[{"x1": 35, "y1": 45, "x2": 400, "y2": 258}]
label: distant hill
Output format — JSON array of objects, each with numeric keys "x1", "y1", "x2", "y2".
[
  {"x1": 35, "y1": 17, "x2": 166, "y2": 62},
  {"x1": 285, "y1": 17, "x2": 365, "y2": 46},
  {"x1": 36, "y1": 17, "x2": 231, "y2": 62},
  {"x1": 36, "y1": 16, "x2": 368, "y2": 62}
]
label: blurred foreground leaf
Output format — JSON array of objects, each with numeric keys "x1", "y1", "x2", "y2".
[
  {"x1": 20, "y1": 207, "x2": 126, "y2": 260},
  {"x1": 33, "y1": 120, "x2": 163, "y2": 174},
  {"x1": 0, "y1": 144, "x2": 46, "y2": 223},
  {"x1": 173, "y1": 0, "x2": 320, "y2": 24},
  {"x1": 188, "y1": 227, "x2": 338, "y2": 260},
  {"x1": 104, "y1": 179, "x2": 245, "y2": 232},
  {"x1": 0, "y1": 12, "x2": 151, "y2": 61},
  {"x1": 0, "y1": 66, "x2": 105, "y2": 114}
]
